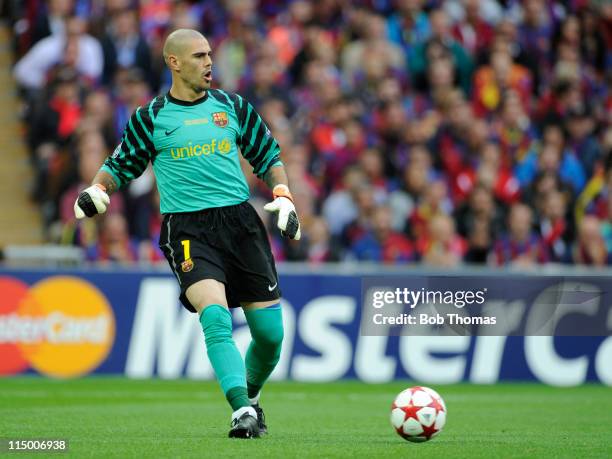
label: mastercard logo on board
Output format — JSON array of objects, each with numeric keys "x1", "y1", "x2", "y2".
[{"x1": 0, "y1": 276, "x2": 115, "y2": 378}]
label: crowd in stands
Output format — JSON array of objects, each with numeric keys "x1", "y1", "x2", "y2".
[{"x1": 8, "y1": 0, "x2": 612, "y2": 266}]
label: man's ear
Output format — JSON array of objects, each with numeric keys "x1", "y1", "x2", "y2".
[{"x1": 167, "y1": 55, "x2": 180, "y2": 71}]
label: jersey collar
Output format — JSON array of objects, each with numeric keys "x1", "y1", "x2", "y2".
[{"x1": 166, "y1": 91, "x2": 209, "y2": 106}]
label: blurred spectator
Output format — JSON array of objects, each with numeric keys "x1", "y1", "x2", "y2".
[
  {"x1": 573, "y1": 215, "x2": 609, "y2": 266},
  {"x1": 535, "y1": 76, "x2": 582, "y2": 124},
  {"x1": 444, "y1": 0, "x2": 503, "y2": 26},
  {"x1": 358, "y1": 148, "x2": 389, "y2": 194},
  {"x1": 372, "y1": 100, "x2": 408, "y2": 153},
  {"x1": 124, "y1": 167, "x2": 157, "y2": 243},
  {"x1": 86, "y1": 213, "x2": 138, "y2": 264},
  {"x1": 493, "y1": 203, "x2": 547, "y2": 266},
  {"x1": 388, "y1": 145, "x2": 432, "y2": 231},
  {"x1": 421, "y1": 213, "x2": 466, "y2": 267},
  {"x1": 283, "y1": 143, "x2": 320, "y2": 201},
  {"x1": 285, "y1": 216, "x2": 342, "y2": 263},
  {"x1": 323, "y1": 166, "x2": 369, "y2": 235},
  {"x1": 242, "y1": 57, "x2": 291, "y2": 112},
  {"x1": 424, "y1": 56, "x2": 457, "y2": 102},
  {"x1": 564, "y1": 103, "x2": 602, "y2": 177},
  {"x1": 472, "y1": 49, "x2": 532, "y2": 118},
  {"x1": 515, "y1": 123, "x2": 586, "y2": 193},
  {"x1": 104, "y1": 0, "x2": 133, "y2": 16},
  {"x1": 493, "y1": 91, "x2": 537, "y2": 167},
  {"x1": 575, "y1": 162, "x2": 612, "y2": 224},
  {"x1": 455, "y1": 185, "x2": 504, "y2": 243},
  {"x1": 112, "y1": 68, "x2": 152, "y2": 139},
  {"x1": 461, "y1": 141, "x2": 520, "y2": 205},
  {"x1": 133, "y1": 187, "x2": 164, "y2": 264},
  {"x1": 266, "y1": 0, "x2": 311, "y2": 67},
  {"x1": 28, "y1": 67, "x2": 82, "y2": 150},
  {"x1": 100, "y1": 8, "x2": 153, "y2": 88},
  {"x1": 138, "y1": 0, "x2": 173, "y2": 43},
  {"x1": 430, "y1": 89, "x2": 474, "y2": 181},
  {"x1": 78, "y1": 89, "x2": 117, "y2": 148},
  {"x1": 464, "y1": 216, "x2": 493, "y2": 264},
  {"x1": 523, "y1": 171, "x2": 573, "y2": 220},
  {"x1": 552, "y1": 14, "x2": 581, "y2": 66},
  {"x1": 409, "y1": 179, "x2": 453, "y2": 242},
  {"x1": 450, "y1": 0, "x2": 495, "y2": 57},
  {"x1": 341, "y1": 13, "x2": 405, "y2": 89},
  {"x1": 312, "y1": 98, "x2": 365, "y2": 189},
  {"x1": 422, "y1": 56, "x2": 461, "y2": 119},
  {"x1": 492, "y1": 20, "x2": 541, "y2": 95},
  {"x1": 576, "y1": 7, "x2": 607, "y2": 74},
  {"x1": 27, "y1": 0, "x2": 74, "y2": 46},
  {"x1": 14, "y1": 15, "x2": 103, "y2": 91},
  {"x1": 518, "y1": 0, "x2": 552, "y2": 69},
  {"x1": 289, "y1": 23, "x2": 337, "y2": 87},
  {"x1": 411, "y1": 8, "x2": 474, "y2": 94},
  {"x1": 386, "y1": 0, "x2": 431, "y2": 56},
  {"x1": 538, "y1": 190, "x2": 573, "y2": 263},
  {"x1": 351, "y1": 205, "x2": 414, "y2": 263},
  {"x1": 310, "y1": 0, "x2": 344, "y2": 30},
  {"x1": 341, "y1": 184, "x2": 377, "y2": 248},
  {"x1": 209, "y1": 13, "x2": 259, "y2": 91}
]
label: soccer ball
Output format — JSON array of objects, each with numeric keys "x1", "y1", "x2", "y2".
[{"x1": 390, "y1": 386, "x2": 446, "y2": 442}]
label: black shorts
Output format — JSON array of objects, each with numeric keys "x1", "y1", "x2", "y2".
[{"x1": 159, "y1": 201, "x2": 281, "y2": 312}]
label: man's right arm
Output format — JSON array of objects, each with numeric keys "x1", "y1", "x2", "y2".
[
  {"x1": 74, "y1": 107, "x2": 155, "y2": 219},
  {"x1": 93, "y1": 170, "x2": 119, "y2": 196}
]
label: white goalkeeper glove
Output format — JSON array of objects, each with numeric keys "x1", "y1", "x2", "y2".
[
  {"x1": 74, "y1": 184, "x2": 110, "y2": 219},
  {"x1": 264, "y1": 184, "x2": 301, "y2": 240}
]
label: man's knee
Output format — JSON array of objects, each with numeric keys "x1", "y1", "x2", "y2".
[
  {"x1": 200, "y1": 304, "x2": 232, "y2": 346},
  {"x1": 251, "y1": 327, "x2": 282, "y2": 366},
  {"x1": 246, "y1": 307, "x2": 284, "y2": 348},
  {"x1": 257, "y1": 324, "x2": 284, "y2": 350},
  {"x1": 186, "y1": 279, "x2": 228, "y2": 313}
]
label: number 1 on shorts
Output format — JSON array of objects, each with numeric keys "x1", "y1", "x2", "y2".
[{"x1": 181, "y1": 240, "x2": 191, "y2": 260}]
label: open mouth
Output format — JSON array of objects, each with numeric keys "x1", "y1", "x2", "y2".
[{"x1": 203, "y1": 70, "x2": 212, "y2": 82}]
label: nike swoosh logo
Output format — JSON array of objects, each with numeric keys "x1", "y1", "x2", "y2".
[
  {"x1": 268, "y1": 282, "x2": 277, "y2": 291},
  {"x1": 165, "y1": 126, "x2": 180, "y2": 135}
]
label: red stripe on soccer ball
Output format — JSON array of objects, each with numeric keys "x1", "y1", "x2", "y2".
[{"x1": 428, "y1": 397, "x2": 445, "y2": 413}]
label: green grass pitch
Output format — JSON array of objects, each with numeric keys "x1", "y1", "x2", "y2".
[{"x1": 1, "y1": 378, "x2": 610, "y2": 458}]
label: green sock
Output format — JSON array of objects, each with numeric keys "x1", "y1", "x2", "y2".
[
  {"x1": 199, "y1": 305, "x2": 250, "y2": 410},
  {"x1": 244, "y1": 304, "x2": 284, "y2": 399},
  {"x1": 226, "y1": 387, "x2": 250, "y2": 411}
]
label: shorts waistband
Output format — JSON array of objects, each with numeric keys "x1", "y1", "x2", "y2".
[
  {"x1": 163, "y1": 201, "x2": 251, "y2": 227},
  {"x1": 165, "y1": 200, "x2": 249, "y2": 217}
]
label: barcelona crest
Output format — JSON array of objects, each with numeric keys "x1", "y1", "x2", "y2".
[
  {"x1": 212, "y1": 112, "x2": 228, "y2": 127},
  {"x1": 181, "y1": 258, "x2": 194, "y2": 272}
]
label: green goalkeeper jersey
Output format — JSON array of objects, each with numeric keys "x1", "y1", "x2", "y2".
[{"x1": 101, "y1": 89, "x2": 282, "y2": 214}]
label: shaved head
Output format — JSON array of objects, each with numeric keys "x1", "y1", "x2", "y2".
[
  {"x1": 163, "y1": 29, "x2": 207, "y2": 64},
  {"x1": 163, "y1": 28, "x2": 213, "y2": 98}
]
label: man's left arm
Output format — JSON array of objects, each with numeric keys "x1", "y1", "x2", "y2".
[
  {"x1": 231, "y1": 93, "x2": 301, "y2": 240},
  {"x1": 262, "y1": 165, "x2": 301, "y2": 240}
]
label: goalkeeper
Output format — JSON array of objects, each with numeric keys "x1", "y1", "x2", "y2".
[{"x1": 74, "y1": 29, "x2": 300, "y2": 439}]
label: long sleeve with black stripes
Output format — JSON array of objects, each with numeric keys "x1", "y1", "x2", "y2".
[
  {"x1": 101, "y1": 106, "x2": 156, "y2": 188},
  {"x1": 230, "y1": 93, "x2": 282, "y2": 178}
]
